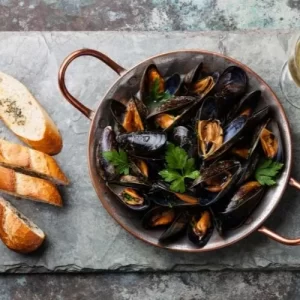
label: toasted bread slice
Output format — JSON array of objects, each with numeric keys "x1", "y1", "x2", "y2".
[
  {"x1": 0, "y1": 197, "x2": 45, "y2": 253},
  {"x1": 0, "y1": 72, "x2": 62, "y2": 155},
  {"x1": 0, "y1": 166, "x2": 62, "y2": 207},
  {"x1": 0, "y1": 139, "x2": 69, "y2": 185}
]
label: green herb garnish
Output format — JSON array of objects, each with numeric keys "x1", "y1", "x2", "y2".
[
  {"x1": 148, "y1": 78, "x2": 172, "y2": 103},
  {"x1": 103, "y1": 150, "x2": 130, "y2": 175},
  {"x1": 254, "y1": 159, "x2": 284, "y2": 186},
  {"x1": 159, "y1": 144, "x2": 200, "y2": 193}
]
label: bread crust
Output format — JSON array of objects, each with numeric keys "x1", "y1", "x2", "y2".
[
  {"x1": 0, "y1": 139, "x2": 69, "y2": 185},
  {"x1": 0, "y1": 166, "x2": 62, "y2": 207},
  {"x1": 0, "y1": 197, "x2": 45, "y2": 253}
]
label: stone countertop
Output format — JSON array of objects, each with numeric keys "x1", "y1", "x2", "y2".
[{"x1": 0, "y1": 31, "x2": 300, "y2": 273}]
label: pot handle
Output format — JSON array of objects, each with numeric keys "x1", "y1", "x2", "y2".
[
  {"x1": 58, "y1": 49, "x2": 127, "y2": 120},
  {"x1": 257, "y1": 177, "x2": 300, "y2": 245}
]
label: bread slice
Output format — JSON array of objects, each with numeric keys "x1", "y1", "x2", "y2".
[
  {"x1": 0, "y1": 71, "x2": 62, "y2": 155},
  {"x1": 0, "y1": 197, "x2": 45, "y2": 253},
  {"x1": 0, "y1": 139, "x2": 69, "y2": 185},
  {"x1": 0, "y1": 166, "x2": 62, "y2": 207}
]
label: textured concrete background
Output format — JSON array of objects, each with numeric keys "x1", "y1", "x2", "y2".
[
  {"x1": 0, "y1": 0, "x2": 299, "y2": 31},
  {"x1": 1, "y1": 1, "x2": 300, "y2": 299}
]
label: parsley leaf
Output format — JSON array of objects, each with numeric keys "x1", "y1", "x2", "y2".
[
  {"x1": 255, "y1": 159, "x2": 284, "y2": 186},
  {"x1": 159, "y1": 143, "x2": 200, "y2": 193},
  {"x1": 103, "y1": 150, "x2": 130, "y2": 175}
]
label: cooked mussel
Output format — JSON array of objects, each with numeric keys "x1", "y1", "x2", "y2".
[
  {"x1": 97, "y1": 126, "x2": 118, "y2": 181},
  {"x1": 131, "y1": 159, "x2": 149, "y2": 179},
  {"x1": 142, "y1": 206, "x2": 176, "y2": 229},
  {"x1": 107, "y1": 183, "x2": 150, "y2": 211},
  {"x1": 184, "y1": 62, "x2": 204, "y2": 91},
  {"x1": 114, "y1": 175, "x2": 150, "y2": 189},
  {"x1": 219, "y1": 181, "x2": 264, "y2": 230},
  {"x1": 110, "y1": 98, "x2": 145, "y2": 133},
  {"x1": 149, "y1": 182, "x2": 200, "y2": 207},
  {"x1": 116, "y1": 131, "x2": 167, "y2": 156},
  {"x1": 159, "y1": 212, "x2": 189, "y2": 243},
  {"x1": 147, "y1": 96, "x2": 196, "y2": 130},
  {"x1": 140, "y1": 64, "x2": 181, "y2": 106},
  {"x1": 188, "y1": 210, "x2": 214, "y2": 247},
  {"x1": 190, "y1": 160, "x2": 241, "y2": 206}
]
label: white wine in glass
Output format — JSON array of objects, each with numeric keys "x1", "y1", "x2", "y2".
[{"x1": 280, "y1": 35, "x2": 300, "y2": 108}]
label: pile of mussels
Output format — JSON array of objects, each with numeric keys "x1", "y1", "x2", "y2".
[{"x1": 97, "y1": 62, "x2": 283, "y2": 248}]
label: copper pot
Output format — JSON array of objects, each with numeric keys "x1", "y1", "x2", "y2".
[{"x1": 58, "y1": 49, "x2": 300, "y2": 252}]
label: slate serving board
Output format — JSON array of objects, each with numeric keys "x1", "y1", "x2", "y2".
[{"x1": 0, "y1": 31, "x2": 300, "y2": 273}]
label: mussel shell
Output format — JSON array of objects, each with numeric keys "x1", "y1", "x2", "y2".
[
  {"x1": 165, "y1": 73, "x2": 182, "y2": 95},
  {"x1": 149, "y1": 182, "x2": 200, "y2": 207},
  {"x1": 187, "y1": 210, "x2": 214, "y2": 247},
  {"x1": 226, "y1": 90, "x2": 261, "y2": 124},
  {"x1": 140, "y1": 64, "x2": 165, "y2": 106},
  {"x1": 171, "y1": 126, "x2": 191, "y2": 148},
  {"x1": 213, "y1": 66, "x2": 248, "y2": 103},
  {"x1": 112, "y1": 175, "x2": 151, "y2": 189},
  {"x1": 147, "y1": 96, "x2": 196, "y2": 119},
  {"x1": 219, "y1": 181, "x2": 264, "y2": 230},
  {"x1": 159, "y1": 212, "x2": 189, "y2": 243},
  {"x1": 97, "y1": 126, "x2": 118, "y2": 181},
  {"x1": 184, "y1": 62, "x2": 204, "y2": 90},
  {"x1": 107, "y1": 183, "x2": 150, "y2": 211},
  {"x1": 196, "y1": 96, "x2": 220, "y2": 121},
  {"x1": 116, "y1": 131, "x2": 167, "y2": 156},
  {"x1": 142, "y1": 206, "x2": 176, "y2": 229}
]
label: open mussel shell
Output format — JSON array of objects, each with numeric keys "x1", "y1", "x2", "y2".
[
  {"x1": 142, "y1": 206, "x2": 176, "y2": 229},
  {"x1": 226, "y1": 90, "x2": 261, "y2": 124},
  {"x1": 149, "y1": 182, "x2": 200, "y2": 207},
  {"x1": 188, "y1": 210, "x2": 214, "y2": 247},
  {"x1": 184, "y1": 62, "x2": 204, "y2": 90},
  {"x1": 116, "y1": 131, "x2": 167, "y2": 156},
  {"x1": 190, "y1": 160, "x2": 241, "y2": 207},
  {"x1": 219, "y1": 181, "x2": 265, "y2": 230},
  {"x1": 112, "y1": 175, "x2": 151, "y2": 189},
  {"x1": 159, "y1": 212, "x2": 189, "y2": 243},
  {"x1": 110, "y1": 98, "x2": 146, "y2": 133},
  {"x1": 130, "y1": 159, "x2": 149, "y2": 179},
  {"x1": 165, "y1": 73, "x2": 182, "y2": 95},
  {"x1": 107, "y1": 183, "x2": 150, "y2": 211},
  {"x1": 97, "y1": 126, "x2": 118, "y2": 181},
  {"x1": 171, "y1": 126, "x2": 191, "y2": 149},
  {"x1": 213, "y1": 66, "x2": 248, "y2": 103}
]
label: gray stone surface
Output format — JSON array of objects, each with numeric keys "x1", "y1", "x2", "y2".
[
  {"x1": 0, "y1": 271, "x2": 298, "y2": 300},
  {"x1": 0, "y1": 0, "x2": 299, "y2": 31},
  {"x1": 0, "y1": 31, "x2": 300, "y2": 273}
]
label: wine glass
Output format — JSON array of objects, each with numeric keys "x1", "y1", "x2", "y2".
[{"x1": 280, "y1": 34, "x2": 300, "y2": 108}]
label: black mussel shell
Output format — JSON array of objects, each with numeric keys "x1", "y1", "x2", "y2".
[
  {"x1": 226, "y1": 90, "x2": 261, "y2": 124},
  {"x1": 147, "y1": 96, "x2": 196, "y2": 119},
  {"x1": 142, "y1": 206, "x2": 176, "y2": 229},
  {"x1": 110, "y1": 98, "x2": 145, "y2": 133},
  {"x1": 130, "y1": 159, "x2": 149, "y2": 179},
  {"x1": 213, "y1": 66, "x2": 248, "y2": 103},
  {"x1": 159, "y1": 212, "x2": 189, "y2": 243},
  {"x1": 190, "y1": 160, "x2": 241, "y2": 207},
  {"x1": 188, "y1": 210, "x2": 214, "y2": 247},
  {"x1": 97, "y1": 126, "x2": 118, "y2": 181},
  {"x1": 165, "y1": 73, "x2": 182, "y2": 96},
  {"x1": 116, "y1": 131, "x2": 167, "y2": 156},
  {"x1": 219, "y1": 181, "x2": 264, "y2": 230},
  {"x1": 149, "y1": 182, "x2": 200, "y2": 207},
  {"x1": 171, "y1": 126, "x2": 191, "y2": 149},
  {"x1": 184, "y1": 62, "x2": 204, "y2": 90},
  {"x1": 196, "y1": 96, "x2": 220, "y2": 121},
  {"x1": 112, "y1": 175, "x2": 151, "y2": 189},
  {"x1": 107, "y1": 183, "x2": 150, "y2": 211}
]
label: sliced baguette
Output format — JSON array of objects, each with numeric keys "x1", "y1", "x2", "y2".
[
  {"x1": 0, "y1": 166, "x2": 62, "y2": 207},
  {"x1": 0, "y1": 139, "x2": 69, "y2": 185},
  {"x1": 0, "y1": 197, "x2": 45, "y2": 253},
  {"x1": 0, "y1": 71, "x2": 62, "y2": 155}
]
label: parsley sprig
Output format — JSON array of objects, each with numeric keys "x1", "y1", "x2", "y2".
[
  {"x1": 255, "y1": 159, "x2": 284, "y2": 186},
  {"x1": 148, "y1": 78, "x2": 172, "y2": 104},
  {"x1": 159, "y1": 144, "x2": 200, "y2": 193},
  {"x1": 103, "y1": 150, "x2": 130, "y2": 175}
]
